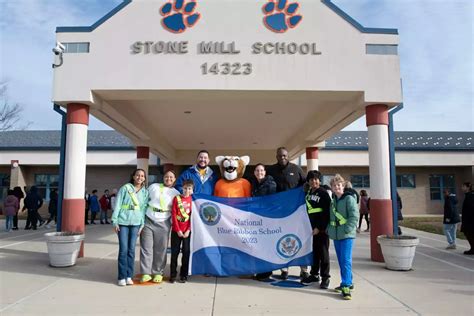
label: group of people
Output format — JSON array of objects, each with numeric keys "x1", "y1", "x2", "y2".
[
  {"x1": 3, "y1": 186, "x2": 58, "y2": 231},
  {"x1": 110, "y1": 148, "x2": 359, "y2": 300},
  {"x1": 85, "y1": 189, "x2": 117, "y2": 225},
  {"x1": 443, "y1": 182, "x2": 474, "y2": 255}
]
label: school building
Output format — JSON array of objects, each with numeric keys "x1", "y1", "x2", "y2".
[
  {"x1": 1, "y1": 129, "x2": 472, "y2": 217},
  {"x1": 4, "y1": 0, "x2": 473, "y2": 261}
]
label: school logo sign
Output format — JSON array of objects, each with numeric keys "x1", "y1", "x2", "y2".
[
  {"x1": 199, "y1": 202, "x2": 221, "y2": 226},
  {"x1": 276, "y1": 234, "x2": 302, "y2": 259},
  {"x1": 263, "y1": 0, "x2": 303, "y2": 33},
  {"x1": 160, "y1": 0, "x2": 201, "y2": 33}
]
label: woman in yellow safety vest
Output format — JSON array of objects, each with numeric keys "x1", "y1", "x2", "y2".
[
  {"x1": 139, "y1": 170, "x2": 180, "y2": 283},
  {"x1": 111, "y1": 169, "x2": 149, "y2": 287}
]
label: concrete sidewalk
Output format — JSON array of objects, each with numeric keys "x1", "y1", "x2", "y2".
[{"x1": 0, "y1": 221, "x2": 473, "y2": 315}]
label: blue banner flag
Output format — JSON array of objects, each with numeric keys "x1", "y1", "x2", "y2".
[{"x1": 190, "y1": 188, "x2": 313, "y2": 276}]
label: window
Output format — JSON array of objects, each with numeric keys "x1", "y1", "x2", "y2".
[
  {"x1": 64, "y1": 42, "x2": 90, "y2": 53},
  {"x1": 351, "y1": 175, "x2": 370, "y2": 188},
  {"x1": 366, "y1": 44, "x2": 398, "y2": 55},
  {"x1": 429, "y1": 175, "x2": 455, "y2": 200},
  {"x1": 321, "y1": 175, "x2": 334, "y2": 187},
  {"x1": 35, "y1": 174, "x2": 59, "y2": 201},
  {"x1": 0, "y1": 174, "x2": 10, "y2": 202},
  {"x1": 396, "y1": 174, "x2": 416, "y2": 188},
  {"x1": 148, "y1": 174, "x2": 159, "y2": 185}
]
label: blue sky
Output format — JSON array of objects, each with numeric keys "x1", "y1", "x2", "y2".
[{"x1": 1, "y1": 0, "x2": 472, "y2": 131}]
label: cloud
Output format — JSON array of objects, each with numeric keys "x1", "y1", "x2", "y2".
[
  {"x1": 335, "y1": 0, "x2": 473, "y2": 131},
  {"x1": 1, "y1": 0, "x2": 472, "y2": 131},
  {"x1": 1, "y1": 0, "x2": 121, "y2": 130}
]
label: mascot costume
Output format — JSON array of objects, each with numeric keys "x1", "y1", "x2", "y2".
[{"x1": 214, "y1": 156, "x2": 252, "y2": 198}]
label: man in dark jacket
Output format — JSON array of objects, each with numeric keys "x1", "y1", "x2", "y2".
[
  {"x1": 22, "y1": 186, "x2": 43, "y2": 230},
  {"x1": 301, "y1": 170, "x2": 331, "y2": 289},
  {"x1": 443, "y1": 189, "x2": 460, "y2": 249},
  {"x1": 461, "y1": 182, "x2": 474, "y2": 255},
  {"x1": 267, "y1": 147, "x2": 306, "y2": 279}
]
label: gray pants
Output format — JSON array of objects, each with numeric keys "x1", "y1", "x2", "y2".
[{"x1": 140, "y1": 217, "x2": 171, "y2": 276}]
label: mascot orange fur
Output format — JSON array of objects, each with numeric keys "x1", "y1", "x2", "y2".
[{"x1": 214, "y1": 156, "x2": 251, "y2": 198}]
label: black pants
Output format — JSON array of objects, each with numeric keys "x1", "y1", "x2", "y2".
[
  {"x1": 25, "y1": 209, "x2": 39, "y2": 229},
  {"x1": 85, "y1": 208, "x2": 89, "y2": 224},
  {"x1": 310, "y1": 232, "x2": 330, "y2": 279},
  {"x1": 358, "y1": 214, "x2": 370, "y2": 229},
  {"x1": 46, "y1": 211, "x2": 57, "y2": 225},
  {"x1": 464, "y1": 230, "x2": 474, "y2": 250},
  {"x1": 13, "y1": 212, "x2": 18, "y2": 228},
  {"x1": 91, "y1": 212, "x2": 98, "y2": 223},
  {"x1": 170, "y1": 231, "x2": 191, "y2": 278}
]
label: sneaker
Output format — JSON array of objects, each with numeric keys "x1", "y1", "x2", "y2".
[
  {"x1": 364, "y1": 229, "x2": 370, "y2": 232},
  {"x1": 463, "y1": 250, "x2": 474, "y2": 255},
  {"x1": 91, "y1": 222, "x2": 96, "y2": 225},
  {"x1": 341, "y1": 287, "x2": 352, "y2": 300},
  {"x1": 300, "y1": 271, "x2": 310, "y2": 280},
  {"x1": 301, "y1": 274, "x2": 320, "y2": 285},
  {"x1": 280, "y1": 270, "x2": 288, "y2": 280},
  {"x1": 335, "y1": 284, "x2": 354, "y2": 293},
  {"x1": 169, "y1": 277, "x2": 176, "y2": 284},
  {"x1": 38, "y1": 221, "x2": 45, "y2": 227},
  {"x1": 320, "y1": 278, "x2": 330, "y2": 289},
  {"x1": 117, "y1": 279, "x2": 126, "y2": 286},
  {"x1": 446, "y1": 244, "x2": 456, "y2": 250},
  {"x1": 152, "y1": 275, "x2": 163, "y2": 283},
  {"x1": 126, "y1": 277, "x2": 134, "y2": 285},
  {"x1": 178, "y1": 276, "x2": 188, "y2": 283},
  {"x1": 105, "y1": 221, "x2": 111, "y2": 224},
  {"x1": 100, "y1": 221, "x2": 104, "y2": 225},
  {"x1": 140, "y1": 274, "x2": 152, "y2": 283},
  {"x1": 12, "y1": 227, "x2": 18, "y2": 230},
  {"x1": 356, "y1": 228, "x2": 361, "y2": 233}
]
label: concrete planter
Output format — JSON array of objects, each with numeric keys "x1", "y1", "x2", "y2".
[
  {"x1": 377, "y1": 235, "x2": 419, "y2": 271},
  {"x1": 45, "y1": 232, "x2": 84, "y2": 267}
]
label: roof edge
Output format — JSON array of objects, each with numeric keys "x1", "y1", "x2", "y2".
[
  {"x1": 56, "y1": 0, "x2": 132, "y2": 33},
  {"x1": 321, "y1": 0, "x2": 399, "y2": 35}
]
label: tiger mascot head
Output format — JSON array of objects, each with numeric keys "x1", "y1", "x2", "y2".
[{"x1": 215, "y1": 156, "x2": 250, "y2": 181}]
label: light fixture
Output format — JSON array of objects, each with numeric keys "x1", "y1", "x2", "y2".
[
  {"x1": 265, "y1": 111, "x2": 272, "y2": 114},
  {"x1": 184, "y1": 111, "x2": 192, "y2": 114},
  {"x1": 52, "y1": 42, "x2": 65, "y2": 68}
]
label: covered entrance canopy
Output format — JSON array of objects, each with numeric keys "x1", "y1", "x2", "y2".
[
  {"x1": 53, "y1": 0, "x2": 401, "y2": 163},
  {"x1": 52, "y1": 0, "x2": 401, "y2": 262}
]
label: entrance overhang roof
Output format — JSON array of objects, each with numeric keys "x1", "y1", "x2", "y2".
[{"x1": 53, "y1": 0, "x2": 402, "y2": 164}]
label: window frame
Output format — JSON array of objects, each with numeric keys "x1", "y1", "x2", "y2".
[
  {"x1": 396, "y1": 174, "x2": 416, "y2": 188},
  {"x1": 429, "y1": 174, "x2": 455, "y2": 201},
  {"x1": 350, "y1": 175, "x2": 370, "y2": 188}
]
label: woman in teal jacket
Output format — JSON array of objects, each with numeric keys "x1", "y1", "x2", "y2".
[
  {"x1": 328, "y1": 174, "x2": 358, "y2": 300},
  {"x1": 111, "y1": 169, "x2": 149, "y2": 286}
]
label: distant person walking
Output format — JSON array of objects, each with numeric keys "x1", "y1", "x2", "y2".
[
  {"x1": 460, "y1": 182, "x2": 474, "y2": 255},
  {"x1": 357, "y1": 190, "x2": 370, "y2": 233},
  {"x1": 11, "y1": 187, "x2": 24, "y2": 230},
  {"x1": 99, "y1": 189, "x2": 111, "y2": 224},
  {"x1": 396, "y1": 192, "x2": 403, "y2": 235},
  {"x1": 443, "y1": 189, "x2": 460, "y2": 249},
  {"x1": 45, "y1": 189, "x2": 58, "y2": 228},
  {"x1": 3, "y1": 190, "x2": 19, "y2": 232},
  {"x1": 22, "y1": 186, "x2": 43, "y2": 230},
  {"x1": 88, "y1": 190, "x2": 100, "y2": 224}
]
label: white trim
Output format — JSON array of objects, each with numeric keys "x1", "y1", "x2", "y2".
[
  {"x1": 64, "y1": 124, "x2": 88, "y2": 199},
  {"x1": 368, "y1": 125, "x2": 391, "y2": 199}
]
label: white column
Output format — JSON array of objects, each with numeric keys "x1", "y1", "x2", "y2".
[{"x1": 368, "y1": 125, "x2": 391, "y2": 199}]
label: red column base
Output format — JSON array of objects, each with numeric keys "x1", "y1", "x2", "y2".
[
  {"x1": 62, "y1": 199, "x2": 86, "y2": 258},
  {"x1": 370, "y1": 199, "x2": 393, "y2": 262}
]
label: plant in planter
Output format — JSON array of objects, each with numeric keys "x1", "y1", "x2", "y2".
[
  {"x1": 377, "y1": 234, "x2": 419, "y2": 271},
  {"x1": 44, "y1": 232, "x2": 84, "y2": 267}
]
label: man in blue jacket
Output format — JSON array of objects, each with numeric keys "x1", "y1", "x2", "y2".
[{"x1": 176, "y1": 150, "x2": 218, "y2": 195}]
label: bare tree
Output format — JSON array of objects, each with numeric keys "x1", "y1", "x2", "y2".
[{"x1": 0, "y1": 82, "x2": 25, "y2": 131}]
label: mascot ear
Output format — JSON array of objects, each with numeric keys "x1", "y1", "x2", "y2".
[
  {"x1": 240, "y1": 156, "x2": 250, "y2": 166},
  {"x1": 216, "y1": 156, "x2": 225, "y2": 166}
]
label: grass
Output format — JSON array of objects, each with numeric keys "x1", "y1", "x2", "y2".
[{"x1": 401, "y1": 216, "x2": 466, "y2": 240}]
